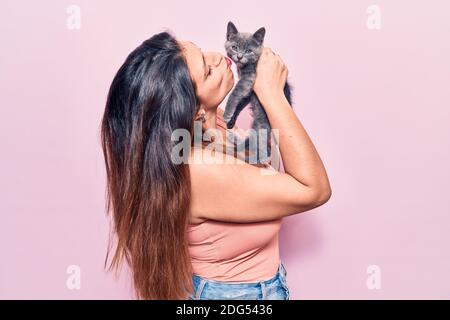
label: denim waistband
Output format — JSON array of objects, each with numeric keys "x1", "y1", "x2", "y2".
[
  {"x1": 192, "y1": 260, "x2": 287, "y2": 288},
  {"x1": 190, "y1": 261, "x2": 289, "y2": 300}
]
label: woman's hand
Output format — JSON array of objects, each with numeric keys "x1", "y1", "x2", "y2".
[{"x1": 253, "y1": 47, "x2": 288, "y2": 107}]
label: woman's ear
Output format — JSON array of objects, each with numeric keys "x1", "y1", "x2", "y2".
[{"x1": 195, "y1": 108, "x2": 207, "y2": 122}]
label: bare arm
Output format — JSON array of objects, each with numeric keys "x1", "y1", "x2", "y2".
[
  {"x1": 261, "y1": 93, "x2": 331, "y2": 202},
  {"x1": 189, "y1": 147, "x2": 327, "y2": 223},
  {"x1": 253, "y1": 46, "x2": 331, "y2": 201}
]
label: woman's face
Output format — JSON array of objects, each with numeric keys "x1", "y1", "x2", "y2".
[{"x1": 178, "y1": 40, "x2": 234, "y2": 111}]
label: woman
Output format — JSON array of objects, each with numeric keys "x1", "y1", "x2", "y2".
[{"x1": 100, "y1": 31, "x2": 331, "y2": 300}]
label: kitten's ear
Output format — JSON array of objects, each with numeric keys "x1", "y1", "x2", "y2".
[
  {"x1": 253, "y1": 27, "x2": 266, "y2": 45},
  {"x1": 227, "y1": 21, "x2": 238, "y2": 40}
]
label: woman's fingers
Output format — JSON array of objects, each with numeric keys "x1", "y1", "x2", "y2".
[
  {"x1": 265, "y1": 47, "x2": 275, "y2": 55},
  {"x1": 275, "y1": 53, "x2": 285, "y2": 66},
  {"x1": 282, "y1": 65, "x2": 288, "y2": 78}
]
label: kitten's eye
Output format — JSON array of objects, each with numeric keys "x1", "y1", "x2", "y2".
[
  {"x1": 245, "y1": 49, "x2": 252, "y2": 54},
  {"x1": 231, "y1": 45, "x2": 237, "y2": 51}
]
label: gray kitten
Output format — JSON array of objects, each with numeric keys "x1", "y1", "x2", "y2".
[{"x1": 223, "y1": 21, "x2": 293, "y2": 165}]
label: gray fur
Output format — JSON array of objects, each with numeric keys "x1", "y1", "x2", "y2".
[{"x1": 223, "y1": 21, "x2": 293, "y2": 165}]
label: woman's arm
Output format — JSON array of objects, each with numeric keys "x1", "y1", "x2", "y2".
[
  {"x1": 252, "y1": 47, "x2": 331, "y2": 198},
  {"x1": 259, "y1": 94, "x2": 331, "y2": 199}
]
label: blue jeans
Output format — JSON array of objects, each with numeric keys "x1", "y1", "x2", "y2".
[{"x1": 188, "y1": 261, "x2": 290, "y2": 300}]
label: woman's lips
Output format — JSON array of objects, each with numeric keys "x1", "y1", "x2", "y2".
[{"x1": 225, "y1": 57, "x2": 232, "y2": 68}]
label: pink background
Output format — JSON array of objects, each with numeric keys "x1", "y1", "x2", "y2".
[{"x1": 1, "y1": 0, "x2": 449, "y2": 299}]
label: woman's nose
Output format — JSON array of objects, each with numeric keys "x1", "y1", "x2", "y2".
[{"x1": 207, "y1": 52, "x2": 224, "y2": 67}]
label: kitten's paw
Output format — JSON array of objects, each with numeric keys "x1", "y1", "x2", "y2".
[
  {"x1": 222, "y1": 114, "x2": 232, "y2": 123},
  {"x1": 258, "y1": 156, "x2": 271, "y2": 166},
  {"x1": 226, "y1": 117, "x2": 237, "y2": 129},
  {"x1": 254, "y1": 149, "x2": 272, "y2": 166},
  {"x1": 244, "y1": 155, "x2": 270, "y2": 166}
]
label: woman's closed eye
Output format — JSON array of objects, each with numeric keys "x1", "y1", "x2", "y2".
[{"x1": 207, "y1": 65, "x2": 212, "y2": 76}]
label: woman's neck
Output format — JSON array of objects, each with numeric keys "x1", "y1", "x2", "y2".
[{"x1": 202, "y1": 109, "x2": 218, "y2": 132}]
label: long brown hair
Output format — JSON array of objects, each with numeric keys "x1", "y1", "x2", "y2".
[{"x1": 100, "y1": 31, "x2": 201, "y2": 299}]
